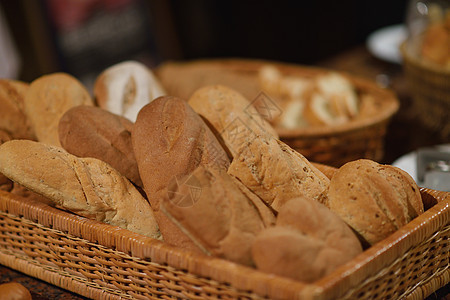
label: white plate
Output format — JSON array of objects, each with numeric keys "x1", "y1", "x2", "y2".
[{"x1": 366, "y1": 24, "x2": 407, "y2": 64}]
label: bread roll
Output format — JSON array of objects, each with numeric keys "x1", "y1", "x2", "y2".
[
  {"x1": 228, "y1": 134, "x2": 330, "y2": 211},
  {"x1": 94, "y1": 61, "x2": 166, "y2": 122},
  {"x1": 0, "y1": 79, "x2": 36, "y2": 140},
  {"x1": 132, "y1": 96, "x2": 230, "y2": 250},
  {"x1": 251, "y1": 197, "x2": 362, "y2": 282},
  {"x1": 24, "y1": 73, "x2": 94, "y2": 147},
  {"x1": 58, "y1": 105, "x2": 142, "y2": 187},
  {"x1": 188, "y1": 85, "x2": 279, "y2": 158},
  {"x1": 0, "y1": 140, "x2": 160, "y2": 239},
  {"x1": 252, "y1": 198, "x2": 362, "y2": 282},
  {"x1": 0, "y1": 282, "x2": 31, "y2": 300},
  {"x1": 326, "y1": 159, "x2": 424, "y2": 245},
  {"x1": 161, "y1": 166, "x2": 275, "y2": 266}
]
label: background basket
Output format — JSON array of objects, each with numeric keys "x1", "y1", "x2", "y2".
[
  {"x1": 156, "y1": 59, "x2": 399, "y2": 167},
  {"x1": 400, "y1": 43, "x2": 450, "y2": 141},
  {"x1": 0, "y1": 185, "x2": 448, "y2": 300}
]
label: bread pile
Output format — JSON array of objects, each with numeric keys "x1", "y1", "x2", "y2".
[
  {"x1": 259, "y1": 66, "x2": 361, "y2": 128},
  {"x1": 0, "y1": 61, "x2": 425, "y2": 283}
]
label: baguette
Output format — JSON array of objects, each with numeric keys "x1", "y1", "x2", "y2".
[
  {"x1": 132, "y1": 96, "x2": 230, "y2": 250},
  {"x1": 0, "y1": 140, "x2": 160, "y2": 239}
]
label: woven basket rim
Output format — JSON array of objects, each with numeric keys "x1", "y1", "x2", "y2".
[
  {"x1": 157, "y1": 58, "x2": 400, "y2": 138},
  {"x1": 0, "y1": 187, "x2": 448, "y2": 300}
]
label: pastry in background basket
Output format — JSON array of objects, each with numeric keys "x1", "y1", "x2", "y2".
[
  {"x1": 0, "y1": 79, "x2": 36, "y2": 140},
  {"x1": 325, "y1": 159, "x2": 424, "y2": 246},
  {"x1": 23, "y1": 73, "x2": 94, "y2": 147},
  {"x1": 58, "y1": 105, "x2": 143, "y2": 188},
  {"x1": 258, "y1": 65, "x2": 360, "y2": 129},
  {"x1": 420, "y1": 8, "x2": 450, "y2": 67},
  {"x1": 132, "y1": 96, "x2": 231, "y2": 252},
  {"x1": 94, "y1": 60, "x2": 167, "y2": 122},
  {"x1": 252, "y1": 197, "x2": 363, "y2": 282},
  {"x1": 0, "y1": 140, "x2": 161, "y2": 239},
  {"x1": 160, "y1": 166, "x2": 275, "y2": 266}
]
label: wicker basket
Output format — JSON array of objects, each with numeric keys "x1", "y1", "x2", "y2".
[
  {"x1": 0, "y1": 183, "x2": 448, "y2": 300},
  {"x1": 400, "y1": 43, "x2": 450, "y2": 141},
  {"x1": 156, "y1": 59, "x2": 400, "y2": 167}
]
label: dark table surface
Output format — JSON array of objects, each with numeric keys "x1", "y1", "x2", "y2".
[{"x1": 0, "y1": 45, "x2": 449, "y2": 299}]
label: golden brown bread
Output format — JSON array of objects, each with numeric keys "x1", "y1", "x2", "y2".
[
  {"x1": 0, "y1": 282, "x2": 32, "y2": 300},
  {"x1": 251, "y1": 197, "x2": 362, "y2": 282},
  {"x1": 0, "y1": 79, "x2": 36, "y2": 140},
  {"x1": 132, "y1": 96, "x2": 230, "y2": 251},
  {"x1": 94, "y1": 61, "x2": 167, "y2": 122},
  {"x1": 24, "y1": 73, "x2": 94, "y2": 147},
  {"x1": 160, "y1": 166, "x2": 275, "y2": 266},
  {"x1": 0, "y1": 140, "x2": 160, "y2": 239},
  {"x1": 58, "y1": 105, "x2": 142, "y2": 187},
  {"x1": 188, "y1": 85, "x2": 279, "y2": 157},
  {"x1": 228, "y1": 134, "x2": 330, "y2": 211},
  {"x1": 326, "y1": 159, "x2": 424, "y2": 245}
]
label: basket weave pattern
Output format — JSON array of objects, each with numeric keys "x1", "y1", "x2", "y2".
[{"x1": 0, "y1": 188, "x2": 448, "y2": 300}]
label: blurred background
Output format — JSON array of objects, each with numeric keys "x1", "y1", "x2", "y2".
[{"x1": 0, "y1": 0, "x2": 409, "y2": 83}]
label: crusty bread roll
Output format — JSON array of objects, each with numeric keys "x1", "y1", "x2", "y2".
[
  {"x1": 24, "y1": 73, "x2": 94, "y2": 147},
  {"x1": 228, "y1": 134, "x2": 330, "y2": 211},
  {"x1": 326, "y1": 159, "x2": 424, "y2": 245},
  {"x1": 58, "y1": 105, "x2": 142, "y2": 187},
  {"x1": 252, "y1": 197, "x2": 362, "y2": 282},
  {"x1": 0, "y1": 79, "x2": 36, "y2": 140},
  {"x1": 161, "y1": 166, "x2": 275, "y2": 266},
  {"x1": 188, "y1": 85, "x2": 279, "y2": 158},
  {"x1": 0, "y1": 282, "x2": 31, "y2": 300},
  {"x1": 132, "y1": 96, "x2": 230, "y2": 251},
  {"x1": 0, "y1": 140, "x2": 160, "y2": 239},
  {"x1": 94, "y1": 61, "x2": 166, "y2": 122}
]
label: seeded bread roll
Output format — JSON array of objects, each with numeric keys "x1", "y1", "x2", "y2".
[
  {"x1": 132, "y1": 96, "x2": 230, "y2": 251},
  {"x1": 251, "y1": 197, "x2": 362, "y2": 282},
  {"x1": 94, "y1": 61, "x2": 166, "y2": 122},
  {"x1": 228, "y1": 134, "x2": 330, "y2": 212},
  {"x1": 188, "y1": 85, "x2": 279, "y2": 158},
  {"x1": 58, "y1": 105, "x2": 142, "y2": 187},
  {"x1": 0, "y1": 79, "x2": 36, "y2": 140},
  {"x1": 161, "y1": 166, "x2": 275, "y2": 266},
  {"x1": 326, "y1": 159, "x2": 424, "y2": 245},
  {"x1": 0, "y1": 140, "x2": 160, "y2": 239},
  {"x1": 24, "y1": 73, "x2": 94, "y2": 147}
]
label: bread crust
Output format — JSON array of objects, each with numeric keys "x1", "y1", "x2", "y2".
[
  {"x1": 0, "y1": 140, "x2": 160, "y2": 239},
  {"x1": 161, "y1": 166, "x2": 275, "y2": 266},
  {"x1": 58, "y1": 105, "x2": 142, "y2": 187},
  {"x1": 252, "y1": 197, "x2": 362, "y2": 282},
  {"x1": 0, "y1": 79, "x2": 36, "y2": 140},
  {"x1": 132, "y1": 96, "x2": 230, "y2": 251},
  {"x1": 24, "y1": 73, "x2": 93, "y2": 146},
  {"x1": 327, "y1": 159, "x2": 424, "y2": 245},
  {"x1": 228, "y1": 135, "x2": 330, "y2": 211}
]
